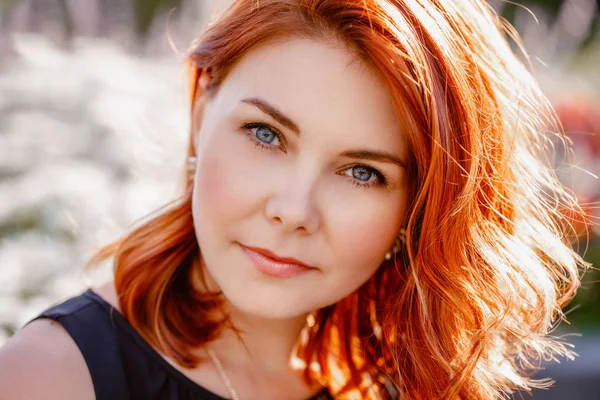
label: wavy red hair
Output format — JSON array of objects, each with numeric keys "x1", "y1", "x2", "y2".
[{"x1": 90, "y1": 0, "x2": 588, "y2": 398}]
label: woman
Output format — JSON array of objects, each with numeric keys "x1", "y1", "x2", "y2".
[{"x1": 0, "y1": 0, "x2": 587, "y2": 398}]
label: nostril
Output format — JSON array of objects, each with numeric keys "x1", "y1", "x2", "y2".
[{"x1": 296, "y1": 226, "x2": 308, "y2": 233}]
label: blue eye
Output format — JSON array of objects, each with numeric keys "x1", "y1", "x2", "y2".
[
  {"x1": 352, "y1": 165, "x2": 373, "y2": 182},
  {"x1": 254, "y1": 126, "x2": 279, "y2": 145},
  {"x1": 241, "y1": 122, "x2": 283, "y2": 151},
  {"x1": 341, "y1": 164, "x2": 387, "y2": 188}
]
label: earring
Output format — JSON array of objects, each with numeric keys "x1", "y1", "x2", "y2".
[
  {"x1": 369, "y1": 299, "x2": 383, "y2": 340},
  {"x1": 384, "y1": 228, "x2": 407, "y2": 260},
  {"x1": 187, "y1": 156, "x2": 197, "y2": 178}
]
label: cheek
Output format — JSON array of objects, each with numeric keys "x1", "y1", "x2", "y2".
[
  {"x1": 191, "y1": 130, "x2": 271, "y2": 235},
  {"x1": 193, "y1": 152, "x2": 231, "y2": 224},
  {"x1": 328, "y1": 193, "x2": 407, "y2": 276},
  {"x1": 191, "y1": 131, "x2": 243, "y2": 243}
]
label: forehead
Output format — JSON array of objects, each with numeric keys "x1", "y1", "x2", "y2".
[{"x1": 212, "y1": 37, "x2": 403, "y2": 151}]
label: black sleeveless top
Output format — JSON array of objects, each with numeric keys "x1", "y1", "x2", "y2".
[{"x1": 31, "y1": 290, "x2": 332, "y2": 400}]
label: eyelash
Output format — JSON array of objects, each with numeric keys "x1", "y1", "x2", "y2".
[
  {"x1": 240, "y1": 121, "x2": 388, "y2": 189},
  {"x1": 241, "y1": 122, "x2": 285, "y2": 153},
  {"x1": 345, "y1": 167, "x2": 388, "y2": 189}
]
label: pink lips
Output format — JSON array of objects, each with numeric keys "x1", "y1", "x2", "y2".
[{"x1": 240, "y1": 244, "x2": 317, "y2": 278}]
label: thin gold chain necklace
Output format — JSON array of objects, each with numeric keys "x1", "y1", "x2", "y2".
[{"x1": 206, "y1": 347, "x2": 241, "y2": 400}]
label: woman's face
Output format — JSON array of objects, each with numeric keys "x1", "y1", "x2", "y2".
[{"x1": 192, "y1": 38, "x2": 408, "y2": 319}]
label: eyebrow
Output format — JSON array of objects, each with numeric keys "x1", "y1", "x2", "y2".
[
  {"x1": 241, "y1": 97, "x2": 405, "y2": 168},
  {"x1": 341, "y1": 150, "x2": 406, "y2": 168},
  {"x1": 241, "y1": 97, "x2": 301, "y2": 135}
]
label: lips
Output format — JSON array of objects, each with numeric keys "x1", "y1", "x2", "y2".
[
  {"x1": 244, "y1": 245, "x2": 315, "y2": 269},
  {"x1": 239, "y1": 243, "x2": 318, "y2": 278}
]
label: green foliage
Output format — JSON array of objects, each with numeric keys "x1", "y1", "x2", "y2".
[
  {"x1": 499, "y1": 0, "x2": 600, "y2": 53},
  {"x1": 0, "y1": 0, "x2": 17, "y2": 11},
  {"x1": 567, "y1": 242, "x2": 600, "y2": 330},
  {"x1": 132, "y1": 0, "x2": 183, "y2": 37}
]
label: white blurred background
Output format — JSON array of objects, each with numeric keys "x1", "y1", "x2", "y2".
[
  {"x1": 0, "y1": 1, "x2": 599, "y2": 397},
  {"x1": 0, "y1": 0, "x2": 226, "y2": 343}
]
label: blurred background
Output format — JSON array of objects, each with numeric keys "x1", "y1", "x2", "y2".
[{"x1": 0, "y1": 0, "x2": 598, "y2": 398}]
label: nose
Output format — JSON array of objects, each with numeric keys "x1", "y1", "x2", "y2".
[{"x1": 264, "y1": 176, "x2": 321, "y2": 235}]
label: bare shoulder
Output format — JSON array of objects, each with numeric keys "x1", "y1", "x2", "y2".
[
  {"x1": 0, "y1": 318, "x2": 94, "y2": 400},
  {"x1": 93, "y1": 280, "x2": 121, "y2": 312}
]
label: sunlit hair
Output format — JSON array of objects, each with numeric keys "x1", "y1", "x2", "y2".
[{"x1": 89, "y1": 0, "x2": 589, "y2": 398}]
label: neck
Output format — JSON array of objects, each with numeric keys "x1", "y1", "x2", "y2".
[
  {"x1": 194, "y1": 260, "x2": 309, "y2": 374},
  {"x1": 211, "y1": 303, "x2": 309, "y2": 374}
]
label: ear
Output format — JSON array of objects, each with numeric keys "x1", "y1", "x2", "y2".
[{"x1": 190, "y1": 68, "x2": 213, "y2": 154}]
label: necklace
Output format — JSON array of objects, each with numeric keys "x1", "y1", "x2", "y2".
[{"x1": 206, "y1": 347, "x2": 241, "y2": 400}]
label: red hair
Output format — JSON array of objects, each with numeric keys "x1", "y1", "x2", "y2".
[{"x1": 90, "y1": 0, "x2": 588, "y2": 398}]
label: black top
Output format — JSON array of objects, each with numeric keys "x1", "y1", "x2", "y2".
[{"x1": 31, "y1": 290, "x2": 332, "y2": 400}]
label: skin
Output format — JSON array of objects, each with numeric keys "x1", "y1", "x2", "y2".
[
  {"x1": 0, "y1": 37, "x2": 409, "y2": 399},
  {"x1": 193, "y1": 37, "x2": 408, "y2": 319},
  {"x1": 190, "y1": 37, "x2": 409, "y2": 397}
]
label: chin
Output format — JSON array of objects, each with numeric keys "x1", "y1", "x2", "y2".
[{"x1": 221, "y1": 282, "x2": 324, "y2": 320}]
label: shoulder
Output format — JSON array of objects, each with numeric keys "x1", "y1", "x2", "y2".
[
  {"x1": 93, "y1": 280, "x2": 121, "y2": 312},
  {"x1": 0, "y1": 318, "x2": 95, "y2": 400}
]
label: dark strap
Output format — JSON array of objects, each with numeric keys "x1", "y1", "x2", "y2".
[{"x1": 31, "y1": 293, "x2": 130, "y2": 400}]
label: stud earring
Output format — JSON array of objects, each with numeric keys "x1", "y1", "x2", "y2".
[
  {"x1": 384, "y1": 228, "x2": 407, "y2": 260},
  {"x1": 369, "y1": 299, "x2": 382, "y2": 340},
  {"x1": 187, "y1": 156, "x2": 197, "y2": 178}
]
